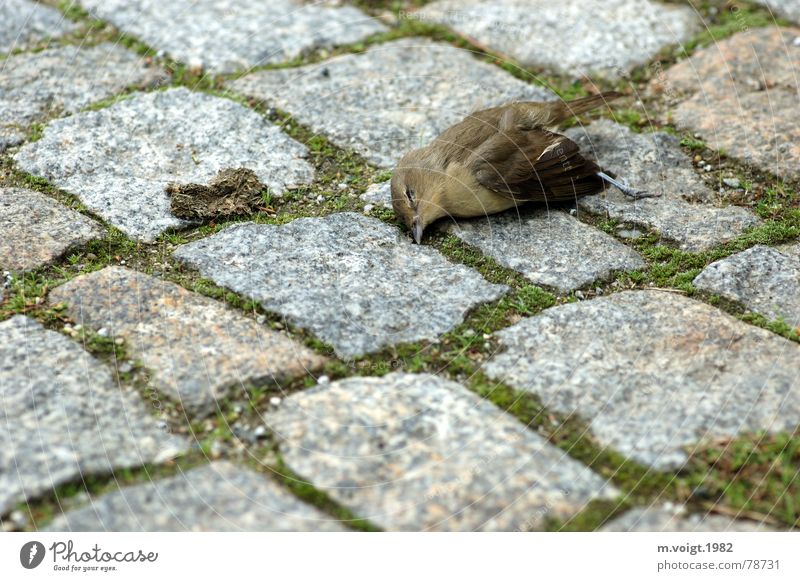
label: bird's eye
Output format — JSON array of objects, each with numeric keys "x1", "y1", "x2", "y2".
[{"x1": 405, "y1": 187, "x2": 415, "y2": 205}]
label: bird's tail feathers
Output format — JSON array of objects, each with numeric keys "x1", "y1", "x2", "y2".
[{"x1": 550, "y1": 91, "x2": 623, "y2": 124}]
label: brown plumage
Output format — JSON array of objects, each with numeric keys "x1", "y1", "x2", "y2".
[{"x1": 391, "y1": 91, "x2": 652, "y2": 243}]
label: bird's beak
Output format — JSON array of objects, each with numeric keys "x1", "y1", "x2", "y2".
[{"x1": 411, "y1": 216, "x2": 424, "y2": 244}]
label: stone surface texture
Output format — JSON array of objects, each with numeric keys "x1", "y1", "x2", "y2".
[
  {"x1": 754, "y1": 1, "x2": 800, "y2": 23},
  {"x1": 601, "y1": 506, "x2": 775, "y2": 532},
  {"x1": 14, "y1": 88, "x2": 314, "y2": 241},
  {"x1": 174, "y1": 213, "x2": 507, "y2": 358},
  {"x1": 230, "y1": 38, "x2": 553, "y2": 168},
  {"x1": 485, "y1": 290, "x2": 800, "y2": 470},
  {"x1": 79, "y1": 0, "x2": 386, "y2": 74},
  {"x1": 566, "y1": 120, "x2": 760, "y2": 251},
  {"x1": 0, "y1": 0, "x2": 77, "y2": 54},
  {"x1": 0, "y1": 187, "x2": 103, "y2": 271},
  {"x1": 651, "y1": 27, "x2": 800, "y2": 179},
  {"x1": 48, "y1": 266, "x2": 325, "y2": 416},
  {"x1": 1, "y1": 43, "x2": 165, "y2": 151},
  {"x1": 693, "y1": 245, "x2": 800, "y2": 325},
  {"x1": 419, "y1": 0, "x2": 700, "y2": 79},
  {"x1": 46, "y1": 462, "x2": 347, "y2": 531},
  {"x1": 360, "y1": 180, "x2": 393, "y2": 209},
  {"x1": 446, "y1": 210, "x2": 645, "y2": 292},
  {"x1": 0, "y1": 315, "x2": 186, "y2": 516},
  {"x1": 267, "y1": 373, "x2": 617, "y2": 531}
]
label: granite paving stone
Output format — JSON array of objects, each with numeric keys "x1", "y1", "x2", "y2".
[
  {"x1": 650, "y1": 27, "x2": 800, "y2": 180},
  {"x1": 0, "y1": 187, "x2": 103, "y2": 272},
  {"x1": 79, "y1": 0, "x2": 386, "y2": 74},
  {"x1": 48, "y1": 266, "x2": 325, "y2": 416},
  {"x1": 46, "y1": 461, "x2": 347, "y2": 531},
  {"x1": 754, "y1": 1, "x2": 800, "y2": 23},
  {"x1": 418, "y1": 0, "x2": 700, "y2": 80},
  {"x1": 230, "y1": 38, "x2": 553, "y2": 168},
  {"x1": 601, "y1": 505, "x2": 775, "y2": 531},
  {"x1": 267, "y1": 372, "x2": 618, "y2": 531},
  {"x1": 446, "y1": 210, "x2": 645, "y2": 293},
  {"x1": 779, "y1": 241, "x2": 800, "y2": 259},
  {"x1": 1, "y1": 43, "x2": 166, "y2": 151},
  {"x1": 484, "y1": 290, "x2": 800, "y2": 470},
  {"x1": 14, "y1": 88, "x2": 314, "y2": 241},
  {"x1": 0, "y1": 0, "x2": 77, "y2": 54},
  {"x1": 174, "y1": 213, "x2": 507, "y2": 358},
  {"x1": 566, "y1": 120, "x2": 760, "y2": 251},
  {"x1": 693, "y1": 245, "x2": 800, "y2": 325},
  {"x1": 0, "y1": 315, "x2": 187, "y2": 516},
  {"x1": 360, "y1": 180, "x2": 393, "y2": 210}
]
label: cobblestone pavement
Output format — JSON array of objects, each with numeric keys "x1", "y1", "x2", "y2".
[{"x1": 1, "y1": 0, "x2": 798, "y2": 532}]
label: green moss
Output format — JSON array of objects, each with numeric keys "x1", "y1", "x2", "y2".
[
  {"x1": 685, "y1": 431, "x2": 800, "y2": 528},
  {"x1": 269, "y1": 458, "x2": 382, "y2": 531},
  {"x1": 681, "y1": 3, "x2": 785, "y2": 55},
  {"x1": 680, "y1": 135, "x2": 707, "y2": 151}
]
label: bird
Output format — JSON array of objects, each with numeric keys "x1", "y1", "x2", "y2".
[{"x1": 391, "y1": 91, "x2": 655, "y2": 244}]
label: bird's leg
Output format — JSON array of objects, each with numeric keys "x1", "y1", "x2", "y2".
[{"x1": 596, "y1": 171, "x2": 660, "y2": 199}]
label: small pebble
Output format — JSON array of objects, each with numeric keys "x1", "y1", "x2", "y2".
[
  {"x1": 210, "y1": 441, "x2": 223, "y2": 458},
  {"x1": 118, "y1": 361, "x2": 133, "y2": 374},
  {"x1": 722, "y1": 177, "x2": 740, "y2": 188},
  {"x1": 9, "y1": 510, "x2": 27, "y2": 528},
  {"x1": 114, "y1": 337, "x2": 124, "y2": 345},
  {"x1": 97, "y1": 327, "x2": 109, "y2": 337},
  {"x1": 253, "y1": 425, "x2": 267, "y2": 439},
  {"x1": 463, "y1": 329, "x2": 476, "y2": 337},
  {"x1": 794, "y1": 36, "x2": 800, "y2": 47},
  {"x1": 256, "y1": 315, "x2": 267, "y2": 324},
  {"x1": 704, "y1": 165, "x2": 712, "y2": 172},
  {"x1": 318, "y1": 375, "x2": 330, "y2": 384},
  {"x1": 363, "y1": 203, "x2": 374, "y2": 213},
  {"x1": 574, "y1": 290, "x2": 585, "y2": 299},
  {"x1": 269, "y1": 396, "x2": 282, "y2": 407},
  {"x1": 338, "y1": 182, "x2": 348, "y2": 190},
  {"x1": 316, "y1": 195, "x2": 324, "y2": 202}
]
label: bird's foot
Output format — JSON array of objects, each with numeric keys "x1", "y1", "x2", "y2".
[{"x1": 597, "y1": 171, "x2": 660, "y2": 199}]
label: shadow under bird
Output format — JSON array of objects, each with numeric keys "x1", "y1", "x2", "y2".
[{"x1": 391, "y1": 91, "x2": 656, "y2": 244}]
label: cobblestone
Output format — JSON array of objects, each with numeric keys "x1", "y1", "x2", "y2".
[
  {"x1": 267, "y1": 373, "x2": 617, "y2": 531},
  {"x1": 0, "y1": 187, "x2": 103, "y2": 271},
  {"x1": 651, "y1": 27, "x2": 800, "y2": 180},
  {"x1": 485, "y1": 290, "x2": 800, "y2": 470},
  {"x1": 0, "y1": 0, "x2": 76, "y2": 54},
  {"x1": 566, "y1": 121, "x2": 760, "y2": 252},
  {"x1": 446, "y1": 210, "x2": 645, "y2": 292},
  {"x1": 46, "y1": 462, "x2": 347, "y2": 531},
  {"x1": 0, "y1": 315, "x2": 186, "y2": 516},
  {"x1": 230, "y1": 38, "x2": 553, "y2": 168},
  {"x1": 1, "y1": 43, "x2": 165, "y2": 151},
  {"x1": 174, "y1": 213, "x2": 507, "y2": 358},
  {"x1": 14, "y1": 88, "x2": 313, "y2": 241},
  {"x1": 79, "y1": 0, "x2": 386, "y2": 74},
  {"x1": 694, "y1": 245, "x2": 800, "y2": 325},
  {"x1": 419, "y1": 0, "x2": 699, "y2": 79},
  {"x1": 48, "y1": 267, "x2": 325, "y2": 416}
]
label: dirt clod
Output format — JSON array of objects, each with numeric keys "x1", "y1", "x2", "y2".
[{"x1": 166, "y1": 167, "x2": 264, "y2": 220}]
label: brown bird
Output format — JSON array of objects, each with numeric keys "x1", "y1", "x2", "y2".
[{"x1": 391, "y1": 91, "x2": 654, "y2": 243}]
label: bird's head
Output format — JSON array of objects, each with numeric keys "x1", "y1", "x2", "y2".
[{"x1": 391, "y1": 149, "x2": 447, "y2": 244}]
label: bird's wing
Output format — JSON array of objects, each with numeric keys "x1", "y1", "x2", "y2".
[{"x1": 468, "y1": 119, "x2": 604, "y2": 202}]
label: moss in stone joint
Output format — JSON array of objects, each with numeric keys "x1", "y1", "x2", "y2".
[{"x1": 267, "y1": 457, "x2": 383, "y2": 532}]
